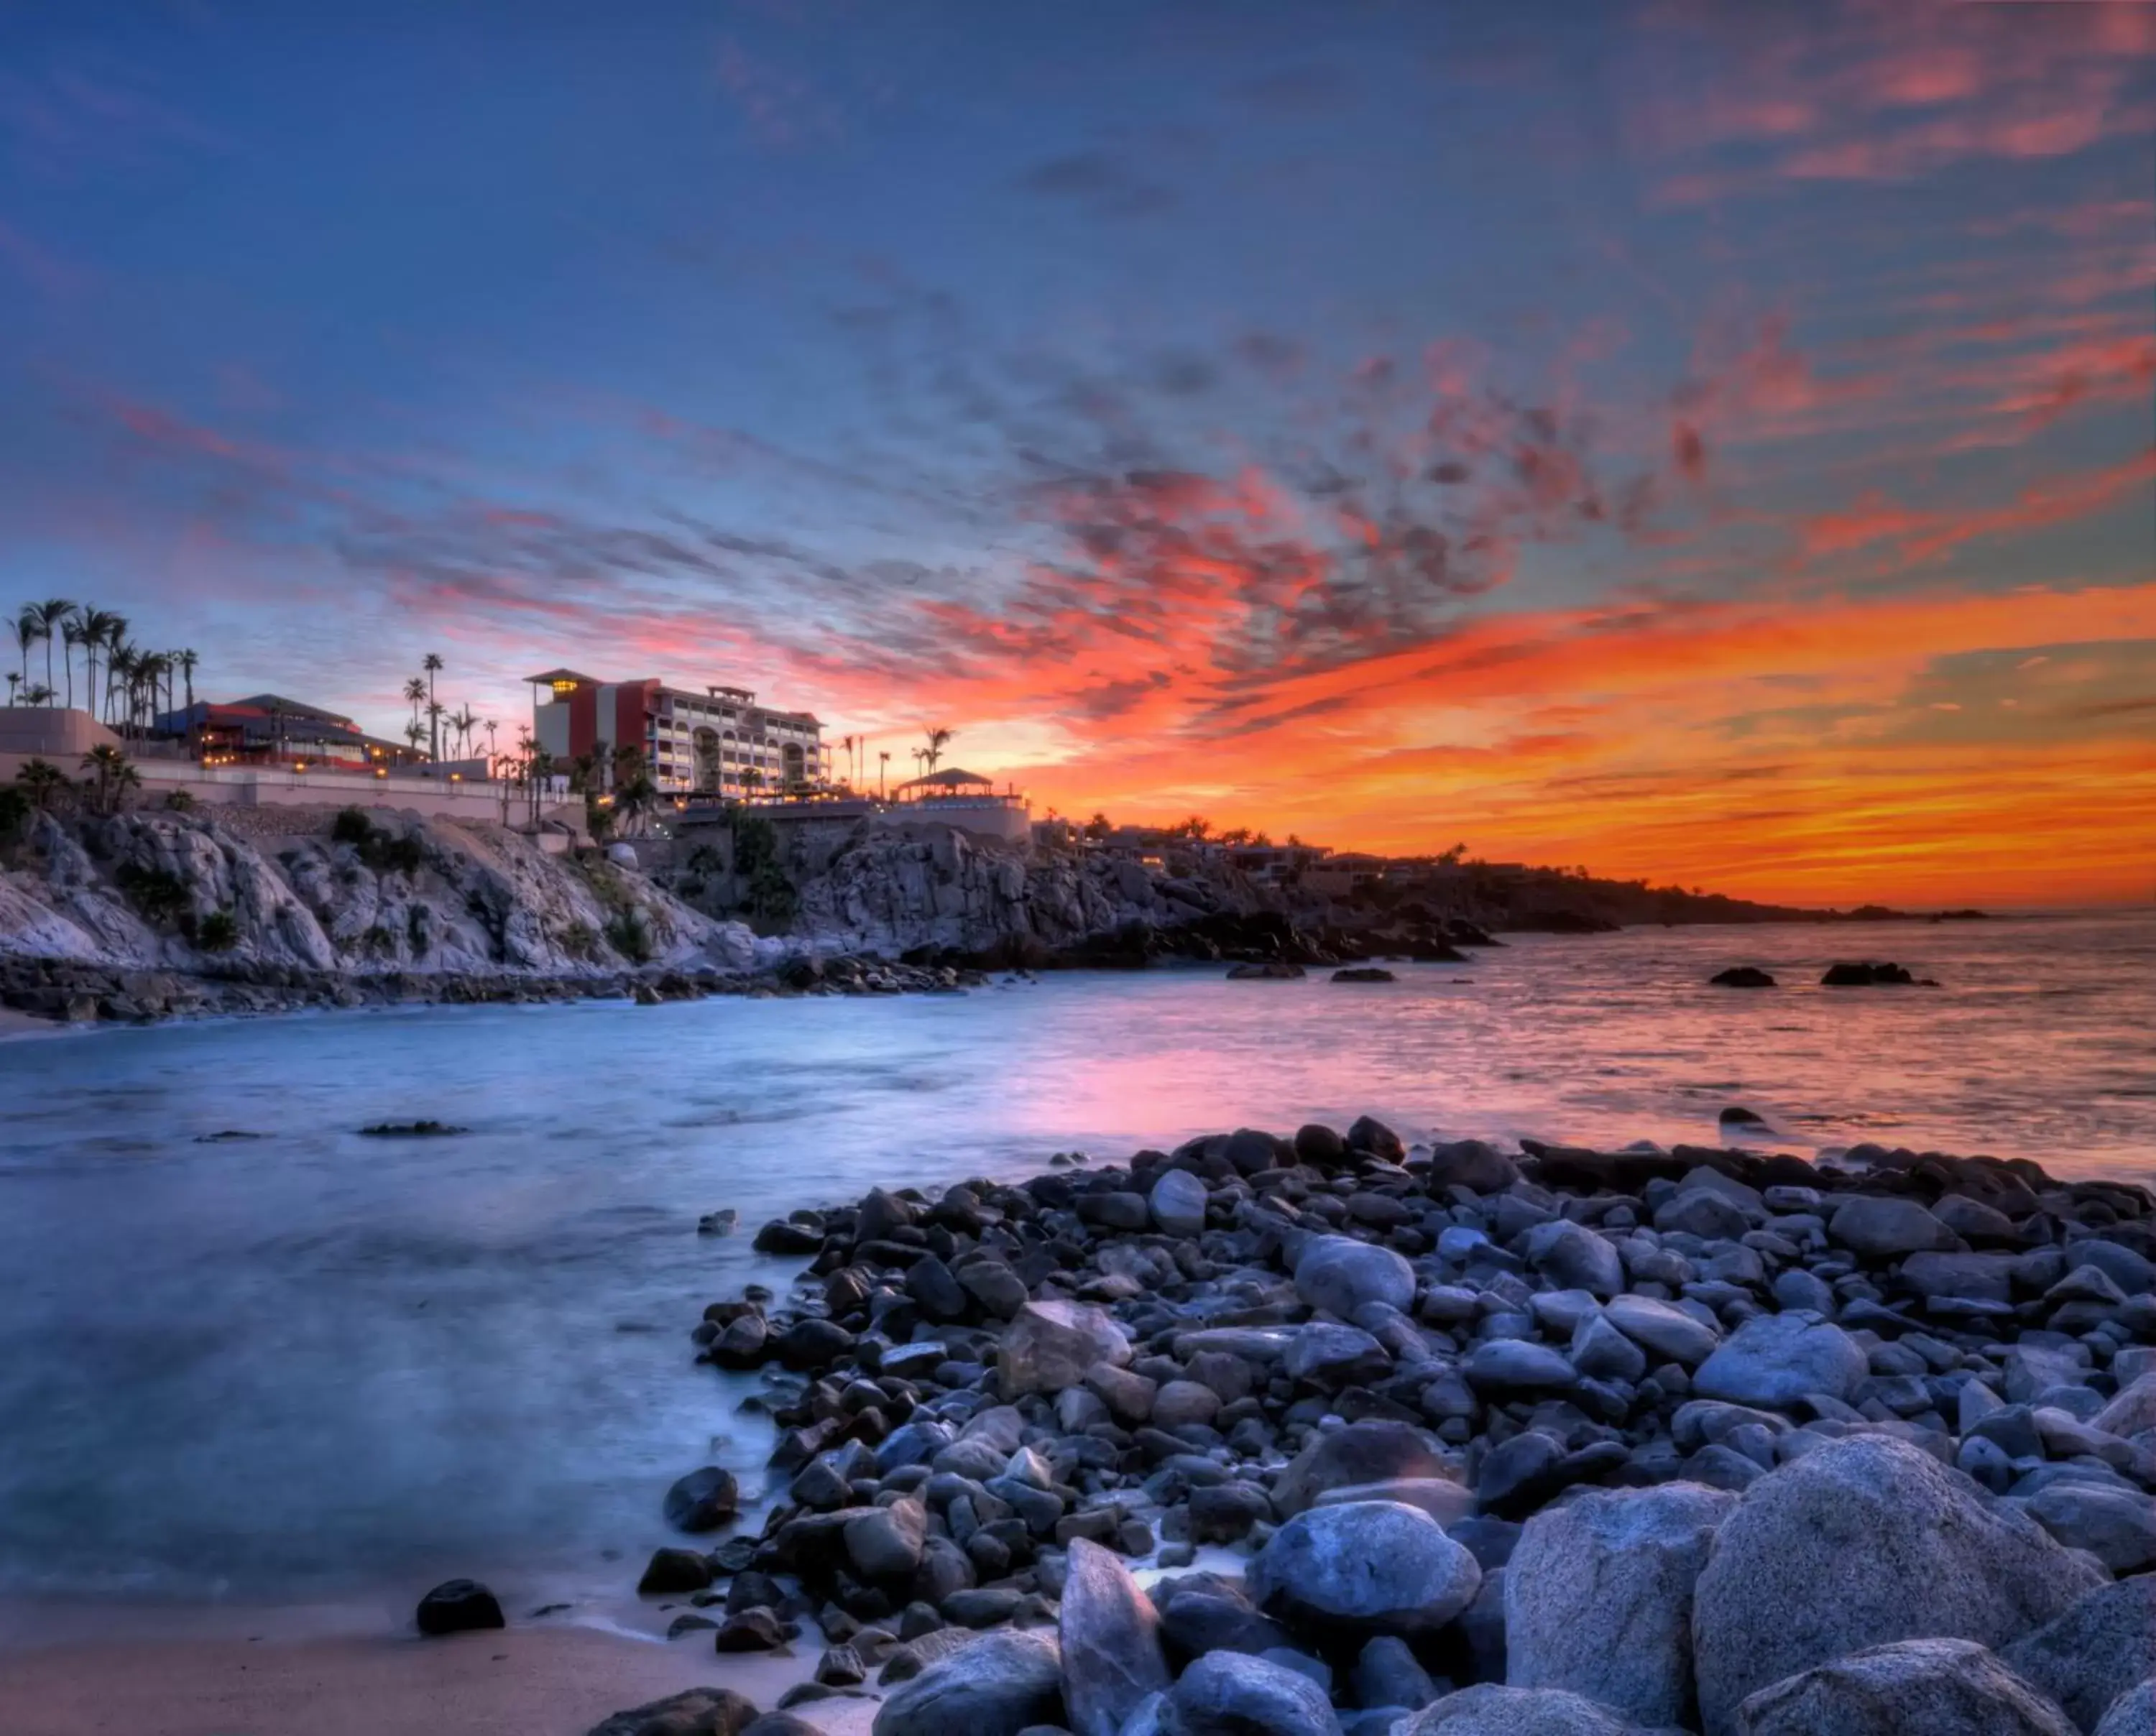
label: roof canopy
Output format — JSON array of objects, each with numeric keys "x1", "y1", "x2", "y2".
[
  {"x1": 525, "y1": 668, "x2": 604, "y2": 686},
  {"x1": 898, "y1": 767, "x2": 992, "y2": 790}
]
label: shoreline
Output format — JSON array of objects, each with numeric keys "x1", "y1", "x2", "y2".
[{"x1": 2, "y1": 1117, "x2": 2150, "y2": 1732}]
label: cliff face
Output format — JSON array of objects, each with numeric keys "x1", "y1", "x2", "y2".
[
  {"x1": 0, "y1": 807, "x2": 760, "y2": 982},
  {"x1": 786, "y1": 822, "x2": 1263, "y2": 964}
]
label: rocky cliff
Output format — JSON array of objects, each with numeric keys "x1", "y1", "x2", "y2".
[{"x1": 0, "y1": 805, "x2": 765, "y2": 1021}]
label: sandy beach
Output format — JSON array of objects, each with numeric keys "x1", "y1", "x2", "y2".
[{"x1": 0, "y1": 1618, "x2": 875, "y2": 1736}]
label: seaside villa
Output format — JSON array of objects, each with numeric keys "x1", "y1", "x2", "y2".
[{"x1": 528, "y1": 670, "x2": 829, "y2": 798}]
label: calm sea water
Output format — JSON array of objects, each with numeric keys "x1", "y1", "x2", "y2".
[{"x1": 1, "y1": 913, "x2": 2150, "y2": 1605}]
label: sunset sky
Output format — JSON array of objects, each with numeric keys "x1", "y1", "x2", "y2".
[{"x1": 1, "y1": 1, "x2": 2151, "y2": 906}]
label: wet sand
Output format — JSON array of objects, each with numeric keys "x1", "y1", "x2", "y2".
[{"x1": 0, "y1": 1620, "x2": 877, "y2": 1736}]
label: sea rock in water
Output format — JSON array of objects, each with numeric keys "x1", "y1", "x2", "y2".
[
  {"x1": 1503, "y1": 1481, "x2": 1738, "y2": 1728},
  {"x1": 998, "y1": 1300, "x2": 1130, "y2": 1398},
  {"x1": 584, "y1": 1687, "x2": 760, "y2": 1736},
  {"x1": 871, "y1": 1628, "x2": 1063, "y2": 1736},
  {"x1": 1692, "y1": 1311, "x2": 1868, "y2": 1408},
  {"x1": 1332, "y1": 966, "x2": 1396, "y2": 983},
  {"x1": 1821, "y1": 960, "x2": 1918, "y2": 986},
  {"x1": 1294, "y1": 1234, "x2": 1416, "y2": 1319},
  {"x1": 1733, "y1": 1638, "x2": 2078, "y2": 1736},
  {"x1": 1690, "y1": 1435, "x2": 2105, "y2": 1736},
  {"x1": 2001, "y1": 1575, "x2": 2156, "y2": 1735},
  {"x1": 1172, "y1": 1648, "x2": 1343, "y2": 1736},
  {"x1": 1248, "y1": 1500, "x2": 1481, "y2": 1638},
  {"x1": 665, "y1": 1467, "x2": 742, "y2": 1532},
  {"x1": 1399, "y1": 1684, "x2": 1659, "y2": 1733},
  {"x1": 415, "y1": 1578, "x2": 505, "y2": 1636},
  {"x1": 1057, "y1": 1538, "x2": 1169, "y2": 1736},
  {"x1": 1709, "y1": 966, "x2": 1775, "y2": 988}
]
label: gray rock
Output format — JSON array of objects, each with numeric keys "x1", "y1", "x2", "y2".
[
  {"x1": 1829, "y1": 1196, "x2": 1958, "y2": 1257},
  {"x1": 1692, "y1": 1312, "x2": 1868, "y2": 1408},
  {"x1": 1690, "y1": 1435, "x2": 2106, "y2": 1736},
  {"x1": 1604, "y1": 1295, "x2": 1720, "y2": 1366},
  {"x1": 999, "y1": 1301, "x2": 1130, "y2": 1399},
  {"x1": 1150, "y1": 1169, "x2": 1209, "y2": 1236},
  {"x1": 2001, "y1": 1575, "x2": 2156, "y2": 1735},
  {"x1": 1901, "y1": 1251, "x2": 2017, "y2": 1304},
  {"x1": 1057, "y1": 1538, "x2": 1169, "y2": 1736},
  {"x1": 584, "y1": 1687, "x2": 760, "y2": 1736},
  {"x1": 1524, "y1": 1221, "x2": 1623, "y2": 1300},
  {"x1": 1357, "y1": 1635, "x2": 1440, "y2": 1713},
  {"x1": 2093, "y1": 1374, "x2": 2156, "y2": 1438},
  {"x1": 1151, "y1": 1379, "x2": 1222, "y2": 1431},
  {"x1": 846, "y1": 1497, "x2": 927, "y2": 1579},
  {"x1": 872, "y1": 1629, "x2": 1063, "y2": 1736},
  {"x1": 2096, "y1": 1682, "x2": 2156, "y2": 1736},
  {"x1": 1314, "y1": 1477, "x2": 1474, "y2": 1528},
  {"x1": 1463, "y1": 1340, "x2": 1577, "y2": 1395},
  {"x1": 1296, "y1": 1235, "x2": 1416, "y2": 1319},
  {"x1": 1286, "y1": 1323, "x2": 1391, "y2": 1387},
  {"x1": 1504, "y1": 1481, "x2": 1738, "y2": 1728},
  {"x1": 1399, "y1": 1684, "x2": 1659, "y2": 1733},
  {"x1": 1249, "y1": 1500, "x2": 1482, "y2": 1638},
  {"x1": 1570, "y1": 1314, "x2": 1646, "y2": 1384},
  {"x1": 1273, "y1": 1421, "x2": 1454, "y2": 1517},
  {"x1": 1733, "y1": 1638, "x2": 2078, "y2": 1736},
  {"x1": 1655, "y1": 1192, "x2": 1752, "y2": 1241},
  {"x1": 1174, "y1": 1649, "x2": 1344, "y2": 1736},
  {"x1": 2023, "y1": 1482, "x2": 2156, "y2": 1574},
  {"x1": 2067, "y1": 1238, "x2": 2156, "y2": 1295},
  {"x1": 665, "y1": 1467, "x2": 742, "y2": 1533}
]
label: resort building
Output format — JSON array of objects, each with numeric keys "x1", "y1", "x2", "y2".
[
  {"x1": 527, "y1": 669, "x2": 828, "y2": 796},
  {"x1": 148, "y1": 695, "x2": 423, "y2": 770}
]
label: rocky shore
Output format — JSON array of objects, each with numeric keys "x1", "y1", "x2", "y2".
[{"x1": 568, "y1": 1122, "x2": 2154, "y2": 1736}]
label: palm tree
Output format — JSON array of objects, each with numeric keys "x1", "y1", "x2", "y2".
[
  {"x1": 422, "y1": 652, "x2": 443, "y2": 758},
  {"x1": 878, "y1": 749, "x2": 890, "y2": 798},
  {"x1": 30, "y1": 599, "x2": 74, "y2": 705},
  {"x1": 425, "y1": 699, "x2": 444, "y2": 762},
  {"x1": 10, "y1": 609, "x2": 34, "y2": 701},
  {"x1": 177, "y1": 648, "x2": 199, "y2": 712},
  {"x1": 104, "y1": 647, "x2": 136, "y2": 736},
  {"x1": 404, "y1": 720, "x2": 426, "y2": 755},
  {"x1": 60, "y1": 616, "x2": 85, "y2": 708},
  {"x1": 452, "y1": 705, "x2": 479, "y2": 761},
  {"x1": 15, "y1": 757, "x2": 69, "y2": 809},
  {"x1": 402, "y1": 676, "x2": 427, "y2": 730},
  {"x1": 77, "y1": 609, "x2": 119, "y2": 716},
  {"x1": 98, "y1": 617, "x2": 129, "y2": 724},
  {"x1": 921, "y1": 724, "x2": 954, "y2": 774},
  {"x1": 21, "y1": 683, "x2": 53, "y2": 706},
  {"x1": 80, "y1": 744, "x2": 139, "y2": 816}
]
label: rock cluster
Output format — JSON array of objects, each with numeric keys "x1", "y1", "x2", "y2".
[{"x1": 588, "y1": 1119, "x2": 2153, "y2": 1736}]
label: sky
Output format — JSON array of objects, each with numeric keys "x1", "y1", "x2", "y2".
[{"x1": 0, "y1": 0, "x2": 2151, "y2": 908}]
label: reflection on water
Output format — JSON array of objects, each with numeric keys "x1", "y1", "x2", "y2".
[{"x1": 1, "y1": 912, "x2": 2150, "y2": 1599}]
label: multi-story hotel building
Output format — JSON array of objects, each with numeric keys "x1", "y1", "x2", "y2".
[{"x1": 527, "y1": 669, "x2": 827, "y2": 795}]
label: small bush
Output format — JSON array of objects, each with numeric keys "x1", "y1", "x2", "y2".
[
  {"x1": 605, "y1": 908, "x2": 655, "y2": 965},
  {"x1": 116, "y1": 862, "x2": 193, "y2": 927},
  {"x1": 332, "y1": 805, "x2": 423, "y2": 875},
  {"x1": 359, "y1": 924, "x2": 396, "y2": 958},
  {"x1": 331, "y1": 806, "x2": 374, "y2": 846},
  {"x1": 0, "y1": 785, "x2": 30, "y2": 844},
  {"x1": 405, "y1": 905, "x2": 430, "y2": 956},
  {"x1": 195, "y1": 909, "x2": 239, "y2": 951},
  {"x1": 162, "y1": 790, "x2": 196, "y2": 813}
]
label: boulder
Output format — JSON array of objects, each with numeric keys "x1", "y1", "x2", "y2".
[
  {"x1": 1829, "y1": 1196, "x2": 1958, "y2": 1257},
  {"x1": 584, "y1": 1686, "x2": 760, "y2": 1736},
  {"x1": 1295, "y1": 1234, "x2": 1416, "y2": 1319},
  {"x1": 2097, "y1": 1683, "x2": 2156, "y2": 1736},
  {"x1": 1462, "y1": 1339, "x2": 1577, "y2": 1395},
  {"x1": 1399, "y1": 1684, "x2": 1659, "y2": 1733},
  {"x1": 1149, "y1": 1168, "x2": 1209, "y2": 1235},
  {"x1": 1734, "y1": 1638, "x2": 2078, "y2": 1736},
  {"x1": 871, "y1": 1629, "x2": 1063, "y2": 1736},
  {"x1": 415, "y1": 1578, "x2": 504, "y2": 1636},
  {"x1": 1057, "y1": 1538, "x2": 1169, "y2": 1736},
  {"x1": 1504, "y1": 1481, "x2": 1738, "y2": 1728},
  {"x1": 1524, "y1": 1221, "x2": 1623, "y2": 1299},
  {"x1": 1604, "y1": 1295, "x2": 1720, "y2": 1366},
  {"x1": 1356, "y1": 1635, "x2": 1440, "y2": 1713},
  {"x1": 2023, "y1": 1483, "x2": 2156, "y2": 1574},
  {"x1": 665, "y1": 1467, "x2": 742, "y2": 1532},
  {"x1": 998, "y1": 1301, "x2": 1129, "y2": 1399},
  {"x1": 1710, "y1": 966, "x2": 1775, "y2": 988},
  {"x1": 1173, "y1": 1648, "x2": 1345, "y2": 1736},
  {"x1": 1272, "y1": 1420, "x2": 1455, "y2": 1517},
  {"x1": 844, "y1": 1497, "x2": 927, "y2": 1579},
  {"x1": 2001, "y1": 1575, "x2": 2156, "y2": 1735},
  {"x1": 1427, "y1": 1140, "x2": 1520, "y2": 1194},
  {"x1": 1248, "y1": 1500, "x2": 1481, "y2": 1638},
  {"x1": 1690, "y1": 1435, "x2": 2106, "y2": 1736},
  {"x1": 1692, "y1": 1312, "x2": 1868, "y2": 1408}
]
